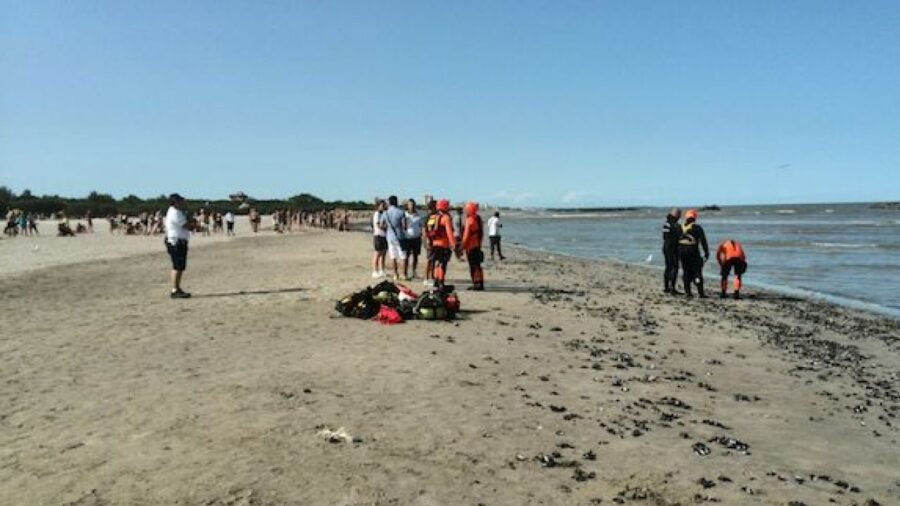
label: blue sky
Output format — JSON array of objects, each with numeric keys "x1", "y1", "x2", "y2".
[{"x1": 1, "y1": 1, "x2": 898, "y2": 206}]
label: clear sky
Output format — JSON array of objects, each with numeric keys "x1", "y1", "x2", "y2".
[{"x1": 1, "y1": 1, "x2": 898, "y2": 207}]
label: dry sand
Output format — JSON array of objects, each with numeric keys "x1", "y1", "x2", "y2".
[{"x1": 1, "y1": 228, "x2": 898, "y2": 505}]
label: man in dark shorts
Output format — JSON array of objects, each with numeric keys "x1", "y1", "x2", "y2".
[
  {"x1": 371, "y1": 200, "x2": 387, "y2": 278},
  {"x1": 164, "y1": 193, "x2": 192, "y2": 299}
]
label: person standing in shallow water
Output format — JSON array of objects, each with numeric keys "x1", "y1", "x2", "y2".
[
  {"x1": 662, "y1": 208, "x2": 682, "y2": 294},
  {"x1": 487, "y1": 211, "x2": 505, "y2": 260},
  {"x1": 717, "y1": 239, "x2": 748, "y2": 300},
  {"x1": 164, "y1": 193, "x2": 192, "y2": 299},
  {"x1": 678, "y1": 209, "x2": 709, "y2": 298}
]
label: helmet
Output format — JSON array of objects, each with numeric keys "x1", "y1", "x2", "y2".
[
  {"x1": 465, "y1": 201, "x2": 479, "y2": 215},
  {"x1": 684, "y1": 209, "x2": 698, "y2": 221},
  {"x1": 436, "y1": 199, "x2": 450, "y2": 212}
]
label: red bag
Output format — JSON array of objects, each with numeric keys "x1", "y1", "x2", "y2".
[
  {"x1": 375, "y1": 305, "x2": 404, "y2": 325},
  {"x1": 444, "y1": 294, "x2": 461, "y2": 314}
]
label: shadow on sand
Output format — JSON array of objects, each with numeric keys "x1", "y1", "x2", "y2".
[{"x1": 192, "y1": 287, "x2": 305, "y2": 299}]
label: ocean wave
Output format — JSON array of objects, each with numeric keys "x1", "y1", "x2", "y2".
[{"x1": 811, "y1": 242, "x2": 879, "y2": 249}]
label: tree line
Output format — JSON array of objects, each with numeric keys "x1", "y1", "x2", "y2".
[{"x1": 0, "y1": 187, "x2": 371, "y2": 218}]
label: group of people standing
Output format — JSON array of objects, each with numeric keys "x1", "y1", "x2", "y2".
[
  {"x1": 662, "y1": 208, "x2": 748, "y2": 299},
  {"x1": 4, "y1": 210, "x2": 39, "y2": 236},
  {"x1": 371, "y1": 196, "x2": 506, "y2": 291},
  {"x1": 269, "y1": 208, "x2": 353, "y2": 233}
]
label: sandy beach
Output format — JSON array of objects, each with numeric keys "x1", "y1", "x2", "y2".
[{"x1": 1, "y1": 226, "x2": 898, "y2": 505}]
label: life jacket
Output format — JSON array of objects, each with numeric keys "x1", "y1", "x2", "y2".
[
  {"x1": 463, "y1": 215, "x2": 483, "y2": 252},
  {"x1": 424, "y1": 212, "x2": 440, "y2": 240},
  {"x1": 427, "y1": 213, "x2": 451, "y2": 243},
  {"x1": 719, "y1": 240, "x2": 746, "y2": 262},
  {"x1": 679, "y1": 222, "x2": 697, "y2": 247}
]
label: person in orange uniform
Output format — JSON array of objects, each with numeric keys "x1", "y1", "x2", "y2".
[
  {"x1": 427, "y1": 199, "x2": 456, "y2": 288},
  {"x1": 717, "y1": 239, "x2": 748, "y2": 300},
  {"x1": 461, "y1": 201, "x2": 485, "y2": 291}
]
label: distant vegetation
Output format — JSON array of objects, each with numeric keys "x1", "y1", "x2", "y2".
[{"x1": 0, "y1": 186, "x2": 370, "y2": 217}]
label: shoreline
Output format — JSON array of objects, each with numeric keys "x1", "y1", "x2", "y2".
[{"x1": 507, "y1": 241, "x2": 900, "y2": 322}]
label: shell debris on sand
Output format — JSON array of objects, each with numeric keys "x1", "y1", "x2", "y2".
[{"x1": 316, "y1": 427, "x2": 355, "y2": 444}]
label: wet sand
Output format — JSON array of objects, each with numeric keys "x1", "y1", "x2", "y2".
[{"x1": 1, "y1": 229, "x2": 898, "y2": 505}]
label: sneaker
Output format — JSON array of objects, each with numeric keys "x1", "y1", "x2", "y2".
[
  {"x1": 371, "y1": 271, "x2": 381, "y2": 279},
  {"x1": 170, "y1": 290, "x2": 191, "y2": 299}
]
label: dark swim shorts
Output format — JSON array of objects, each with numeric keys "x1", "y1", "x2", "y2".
[{"x1": 166, "y1": 239, "x2": 189, "y2": 271}]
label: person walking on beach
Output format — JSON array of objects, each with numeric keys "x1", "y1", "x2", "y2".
[
  {"x1": 224, "y1": 210, "x2": 235, "y2": 236},
  {"x1": 404, "y1": 199, "x2": 423, "y2": 280},
  {"x1": 462, "y1": 202, "x2": 485, "y2": 290},
  {"x1": 487, "y1": 211, "x2": 505, "y2": 261},
  {"x1": 164, "y1": 193, "x2": 192, "y2": 299},
  {"x1": 380, "y1": 196, "x2": 408, "y2": 281},
  {"x1": 249, "y1": 207, "x2": 260, "y2": 233},
  {"x1": 428, "y1": 199, "x2": 456, "y2": 288},
  {"x1": 371, "y1": 200, "x2": 388, "y2": 278},
  {"x1": 717, "y1": 239, "x2": 748, "y2": 300},
  {"x1": 27, "y1": 214, "x2": 39, "y2": 235},
  {"x1": 662, "y1": 208, "x2": 682, "y2": 294},
  {"x1": 678, "y1": 209, "x2": 709, "y2": 298}
]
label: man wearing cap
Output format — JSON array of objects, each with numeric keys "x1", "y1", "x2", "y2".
[{"x1": 165, "y1": 193, "x2": 192, "y2": 298}]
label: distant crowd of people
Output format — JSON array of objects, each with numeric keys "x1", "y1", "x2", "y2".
[
  {"x1": 266, "y1": 208, "x2": 355, "y2": 234},
  {"x1": 4, "y1": 210, "x2": 39, "y2": 236},
  {"x1": 370, "y1": 196, "x2": 506, "y2": 291},
  {"x1": 662, "y1": 208, "x2": 748, "y2": 299}
]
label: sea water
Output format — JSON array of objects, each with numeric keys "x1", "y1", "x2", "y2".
[{"x1": 502, "y1": 203, "x2": 900, "y2": 318}]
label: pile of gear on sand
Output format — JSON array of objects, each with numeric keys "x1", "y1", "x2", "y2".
[{"x1": 335, "y1": 280, "x2": 461, "y2": 324}]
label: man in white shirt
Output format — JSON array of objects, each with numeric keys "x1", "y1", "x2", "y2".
[
  {"x1": 164, "y1": 193, "x2": 192, "y2": 298},
  {"x1": 224, "y1": 210, "x2": 235, "y2": 236},
  {"x1": 488, "y1": 211, "x2": 506, "y2": 261}
]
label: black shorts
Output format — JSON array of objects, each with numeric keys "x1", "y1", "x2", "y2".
[
  {"x1": 404, "y1": 237, "x2": 422, "y2": 255},
  {"x1": 373, "y1": 235, "x2": 388, "y2": 253},
  {"x1": 721, "y1": 259, "x2": 747, "y2": 277},
  {"x1": 226, "y1": 222, "x2": 234, "y2": 231},
  {"x1": 166, "y1": 239, "x2": 189, "y2": 271},
  {"x1": 489, "y1": 236, "x2": 501, "y2": 247},
  {"x1": 431, "y1": 246, "x2": 452, "y2": 264},
  {"x1": 467, "y1": 248, "x2": 484, "y2": 266}
]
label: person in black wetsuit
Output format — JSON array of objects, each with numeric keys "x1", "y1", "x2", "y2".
[
  {"x1": 662, "y1": 208, "x2": 682, "y2": 294},
  {"x1": 678, "y1": 209, "x2": 709, "y2": 298}
]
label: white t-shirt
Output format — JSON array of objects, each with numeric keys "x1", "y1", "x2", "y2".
[
  {"x1": 488, "y1": 216, "x2": 501, "y2": 237},
  {"x1": 224, "y1": 212, "x2": 234, "y2": 223},
  {"x1": 165, "y1": 206, "x2": 190, "y2": 244},
  {"x1": 406, "y1": 211, "x2": 423, "y2": 238},
  {"x1": 372, "y1": 211, "x2": 386, "y2": 237}
]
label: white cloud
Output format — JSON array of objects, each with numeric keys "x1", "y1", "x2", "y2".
[
  {"x1": 491, "y1": 190, "x2": 538, "y2": 203},
  {"x1": 562, "y1": 191, "x2": 581, "y2": 203}
]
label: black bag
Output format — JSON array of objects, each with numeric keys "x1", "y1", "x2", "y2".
[
  {"x1": 335, "y1": 288, "x2": 380, "y2": 319},
  {"x1": 372, "y1": 280, "x2": 399, "y2": 294}
]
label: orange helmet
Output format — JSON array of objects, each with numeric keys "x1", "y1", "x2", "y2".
[
  {"x1": 436, "y1": 199, "x2": 450, "y2": 212},
  {"x1": 684, "y1": 209, "x2": 699, "y2": 221},
  {"x1": 465, "y1": 201, "x2": 479, "y2": 215}
]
